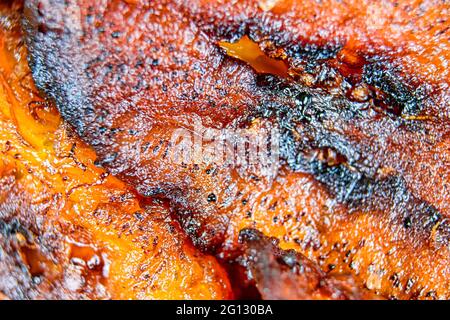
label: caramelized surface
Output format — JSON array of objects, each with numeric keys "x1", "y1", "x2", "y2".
[
  {"x1": 226, "y1": 229, "x2": 379, "y2": 300},
  {"x1": 10, "y1": 0, "x2": 450, "y2": 299},
  {"x1": 0, "y1": 2, "x2": 231, "y2": 299}
]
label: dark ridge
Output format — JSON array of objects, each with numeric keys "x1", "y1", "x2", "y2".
[
  {"x1": 172, "y1": 207, "x2": 224, "y2": 253},
  {"x1": 251, "y1": 74, "x2": 425, "y2": 175},
  {"x1": 308, "y1": 163, "x2": 447, "y2": 244},
  {"x1": 21, "y1": 10, "x2": 95, "y2": 138},
  {"x1": 192, "y1": 8, "x2": 425, "y2": 118},
  {"x1": 249, "y1": 28, "x2": 344, "y2": 63},
  {"x1": 0, "y1": 0, "x2": 17, "y2": 8},
  {"x1": 193, "y1": 14, "x2": 344, "y2": 65},
  {"x1": 363, "y1": 62, "x2": 429, "y2": 116},
  {"x1": 0, "y1": 219, "x2": 23, "y2": 238},
  {"x1": 252, "y1": 74, "x2": 396, "y2": 177}
]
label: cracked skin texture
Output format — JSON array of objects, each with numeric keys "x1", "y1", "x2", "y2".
[
  {"x1": 0, "y1": 2, "x2": 232, "y2": 299},
  {"x1": 19, "y1": 0, "x2": 450, "y2": 299}
]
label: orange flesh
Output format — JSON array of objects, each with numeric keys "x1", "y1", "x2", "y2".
[
  {"x1": 219, "y1": 36, "x2": 288, "y2": 78},
  {"x1": 0, "y1": 5, "x2": 232, "y2": 300}
]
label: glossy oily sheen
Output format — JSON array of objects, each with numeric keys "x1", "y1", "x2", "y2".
[{"x1": 18, "y1": 0, "x2": 450, "y2": 299}]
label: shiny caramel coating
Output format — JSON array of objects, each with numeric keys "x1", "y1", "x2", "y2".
[{"x1": 17, "y1": 0, "x2": 450, "y2": 299}]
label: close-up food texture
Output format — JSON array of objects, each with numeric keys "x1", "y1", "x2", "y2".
[{"x1": 0, "y1": 0, "x2": 450, "y2": 300}]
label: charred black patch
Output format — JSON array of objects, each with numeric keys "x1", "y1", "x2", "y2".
[
  {"x1": 22, "y1": 6, "x2": 96, "y2": 138},
  {"x1": 309, "y1": 163, "x2": 449, "y2": 246},
  {"x1": 363, "y1": 62, "x2": 428, "y2": 116},
  {"x1": 171, "y1": 205, "x2": 227, "y2": 254},
  {"x1": 0, "y1": 219, "x2": 23, "y2": 238},
  {"x1": 222, "y1": 228, "x2": 376, "y2": 299},
  {"x1": 196, "y1": 16, "x2": 343, "y2": 66},
  {"x1": 283, "y1": 41, "x2": 343, "y2": 65}
]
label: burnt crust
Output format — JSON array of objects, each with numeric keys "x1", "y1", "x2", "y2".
[{"x1": 21, "y1": 0, "x2": 450, "y2": 299}]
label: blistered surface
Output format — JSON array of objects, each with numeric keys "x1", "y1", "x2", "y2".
[{"x1": 20, "y1": 0, "x2": 450, "y2": 299}]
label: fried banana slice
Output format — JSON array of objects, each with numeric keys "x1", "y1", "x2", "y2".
[
  {"x1": 22, "y1": 0, "x2": 450, "y2": 299},
  {"x1": 0, "y1": 1, "x2": 231, "y2": 299}
]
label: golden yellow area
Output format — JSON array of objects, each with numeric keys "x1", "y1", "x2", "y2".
[
  {"x1": 258, "y1": 0, "x2": 280, "y2": 11},
  {"x1": 0, "y1": 8, "x2": 231, "y2": 300},
  {"x1": 219, "y1": 35, "x2": 288, "y2": 78}
]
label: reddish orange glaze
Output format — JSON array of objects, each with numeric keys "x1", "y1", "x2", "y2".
[
  {"x1": 6, "y1": 0, "x2": 450, "y2": 300},
  {"x1": 0, "y1": 2, "x2": 232, "y2": 300}
]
